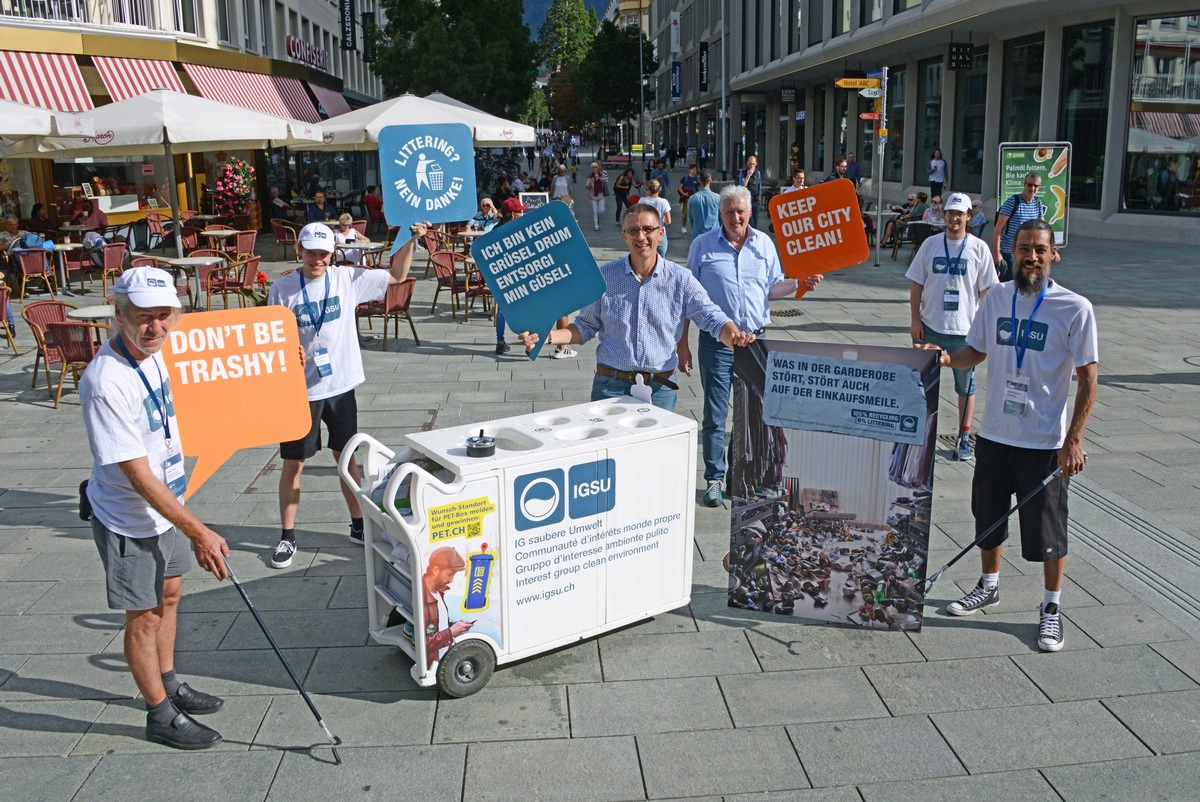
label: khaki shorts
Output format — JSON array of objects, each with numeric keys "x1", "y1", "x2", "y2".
[{"x1": 91, "y1": 519, "x2": 193, "y2": 611}]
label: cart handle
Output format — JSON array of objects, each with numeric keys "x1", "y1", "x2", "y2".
[
  {"x1": 382, "y1": 459, "x2": 466, "y2": 539},
  {"x1": 337, "y1": 433, "x2": 393, "y2": 497}
]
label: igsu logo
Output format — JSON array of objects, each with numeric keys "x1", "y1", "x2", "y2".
[
  {"x1": 513, "y1": 459, "x2": 616, "y2": 531},
  {"x1": 996, "y1": 318, "x2": 1049, "y2": 352}
]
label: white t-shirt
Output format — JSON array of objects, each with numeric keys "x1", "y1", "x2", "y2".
[
  {"x1": 929, "y1": 158, "x2": 947, "y2": 183},
  {"x1": 81, "y1": 343, "x2": 181, "y2": 537},
  {"x1": 333, "y1": 228, "x2": 362, "y2": 264},
  {"x1": 905, "y1": 233, "x2": 997, "y2": 336},
  {"x1": 966, "y1": 280, "x2": 1099, "y2": 450},
  {"x1": 642, "y1": 195, "x2": 672, "y2": 224},
  {"x1": 551, "y1": 175, "x2": 571, "y2": 198},
  {"x1": 268, "y1": 265, "x2": 390, "y2": 400}
]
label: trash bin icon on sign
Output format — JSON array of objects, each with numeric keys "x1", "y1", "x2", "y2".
[{"x1": 416, "y1": 154, "x2": 445, "y2": 191}]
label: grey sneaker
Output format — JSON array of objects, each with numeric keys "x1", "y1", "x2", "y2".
[
  {"x1": 947, "y1": 580, "x2": 999, "y2": 615},
  {"x1": 1038, "y1": 602, "x2": 1064, "y2": 652},
  {"x1": 553, "y1": 345, "x2": 578, "y2": 359},
  {"x1": 954, "y1": 434, "x2": 973, "y2": 461},
  {"x1": 703, "y1": 480, "x2": 723, "y2": 507},
  {"x1": 270, "y1": 539, "x2": 295, "y2": 569}
]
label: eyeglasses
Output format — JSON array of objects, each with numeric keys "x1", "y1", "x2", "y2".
[
  {"x1": 622, "y1": 225, "x2": 662, "y2": 237},
  {"x1": 1025, "y1": 182, "x2": 1041, "y2": 189}
]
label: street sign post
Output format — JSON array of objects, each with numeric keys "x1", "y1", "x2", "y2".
[
  {"x1": 835, "y1": 78, "x2": 881, "y2": 89},
  {"x1": 858, "y1": 88, "x2": 882, "y2": 98},
  {"x1": 860, "y1": 112, "x2": 879, "y2": 120}
]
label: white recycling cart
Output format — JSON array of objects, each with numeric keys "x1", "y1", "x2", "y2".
[{"x1": 339, "y1": 396, "x2": 697, "y2": 696}]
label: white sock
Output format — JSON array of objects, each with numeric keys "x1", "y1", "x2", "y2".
[
  {"x1": 1043, "y1": 589, "x2": 1061, "y2": 609},
  {"x1": 981, "y1": 572, "x2": 999, "y2": 589}
]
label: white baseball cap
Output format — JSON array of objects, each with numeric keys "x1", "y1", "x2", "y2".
[
  {"x1": 112, "y1": 267, "x2": 180, "y2": 309},
  {"x1": 298, "y1": 222, "x2": 335, "y2": 253},
  {"x1": 943, "y1": 193, "x2": 972, "y2": 213}
]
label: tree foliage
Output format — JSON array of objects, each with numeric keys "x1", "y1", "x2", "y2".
[
  {"x1": 548, "y1": 64, "x2": 586, "y2": 128},
  {"x1": 372, "y1": 0, "x2": 537, "y2": 117},
  {"x1": 576, "y1": 21, "x2": 658, "y2": 123},
  {"x1": 518, "y1": 86, "x2": 550, "y2": 129},
  {"x1": 536, "y1": 0, "x2": 595, "y2": 68}
]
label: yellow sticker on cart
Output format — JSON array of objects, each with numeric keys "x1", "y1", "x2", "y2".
[{"x1": 429, "y1": 497, "x2": 497, "y2": 543}]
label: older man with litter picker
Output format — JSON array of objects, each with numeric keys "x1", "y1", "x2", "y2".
[
  {"x1": 80, "y1": 267, "x2": 230, "y2": 750},
  {"x1": 930, "y1": 220, "x2": 1097, "y2": 652}
]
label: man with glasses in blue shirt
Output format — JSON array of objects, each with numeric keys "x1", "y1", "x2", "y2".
[
  {"x1": 518, "y1": 202, "x2": 757, "y2": 410},
  {"x1": 993, "y1": 172, "x2": 1047, "y2": 282}
]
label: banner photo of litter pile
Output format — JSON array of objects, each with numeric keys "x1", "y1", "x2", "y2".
[{"x1": 726, "y1": 340, "x2": 940, "y2": 631}]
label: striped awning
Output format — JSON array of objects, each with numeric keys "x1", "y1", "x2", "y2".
[
  {"x1": 183, "y1": 63, "x2": 318, "y2": 123},
  {"x1": 1131, "y1": 111, "x2": 1200, "y2": 139},
  {"x1": 93, "y1": 57, "x2": 185, "y2": 102},
  {"x1": 0, "y1": 51, "x2": 92, "y2": 112},
  {"x1": 272, "y1": 75, "x2": 321, "y2": 123},
  {"x1": 307, "y1": 82, "x2": 352, "y2": 118}
]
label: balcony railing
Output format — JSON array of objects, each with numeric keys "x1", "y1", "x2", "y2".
[
  {"x1": 1132, "y1": 73, "x2": 1200, "y2": 101},
  {"x1": 1, "y1": 0, "x2": 167, "y2": 31}
]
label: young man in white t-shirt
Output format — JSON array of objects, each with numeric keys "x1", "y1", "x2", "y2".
[
  {"x1": 267, "y1": 221, "x2": 426, "y2": 569},
  {"x1": 933, "y1": 220, "x2": 1098, "y2": 652},
  {"x1": 81, "y1": 267, "x2": 231, "y2": 750},
  {"x1": 906, "y1": 192, "x2": 998, "y2": 461}
]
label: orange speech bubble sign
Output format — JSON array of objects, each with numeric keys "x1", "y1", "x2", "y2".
[
  {"x1": 769, "y1": 178, "x2": 870, "y2": 297},
  {"x1": 162, "y1": 306, "x2": 311, "y2": 498}
]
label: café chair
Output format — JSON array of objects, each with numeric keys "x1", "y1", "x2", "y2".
[
  {"x1": 356, "y1": 276, "x2": 420, "y2": 349},
  {"x1": 15, "y1": 248, "x2": 58, "y2": 300},
  {"x1": 429, "y1": 250, "x2": 470, "y2": 318},
  {"x1": 0, "y1": 285, "x2": 18, "y2": 354},
  {"x1": 80, "y1": 242, "x2": 127, "y2": 295},
  {"x1": 21, "y1": 300, "x2": 77, "y2": 395},
  {"x1": 271, "y1": 219, "x2": 298, "y2": 262},
  {"x1": 44, "y1": 321, "x2": 99, "y2": 408}
]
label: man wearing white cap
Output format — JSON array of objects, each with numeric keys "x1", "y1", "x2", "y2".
[
  {"x1": 80, "y1": 267, "x2": 231, "y2": 750},
  {"x1": 907, "y1": 192, "x2": 997, "y2": 460},
  {"x1": 266, "y1": 221, "x2": 426, "y2": 569}
]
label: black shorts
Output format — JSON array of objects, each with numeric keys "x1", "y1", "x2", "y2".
[
  {"x1": 971, "y1": 436, "x2": 1069, "y2": 562},
  {"x1": 280, "y1": 389, "x2": 358, "y2": 461}
]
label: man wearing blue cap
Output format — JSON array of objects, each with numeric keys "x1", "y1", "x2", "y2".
[{"x1": 81, "y1": 266, "x2": 231, "y2": 750}]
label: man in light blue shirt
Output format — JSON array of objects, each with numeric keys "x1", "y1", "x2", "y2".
[
  {"x1": 519, "y1": 203, "x2": 757, "y2": 410},
  {"x1": 687, "y1": 170, "x2": 721, "y2": 239},
  {"x1": 681, "y1": 185, "x2": 821, "y2": 506}
]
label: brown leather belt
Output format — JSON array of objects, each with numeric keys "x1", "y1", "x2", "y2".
[{"x1": 595, "y1": 365, "x2": 679, "y2": 391}]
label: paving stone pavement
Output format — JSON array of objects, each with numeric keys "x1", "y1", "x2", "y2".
[{"x1": 1, "y1": 198, "x2": 1198, "y2": 801}]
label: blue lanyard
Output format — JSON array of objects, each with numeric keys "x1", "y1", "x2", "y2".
[
  {"x1": 114, "y1": 336, "x2": 171, "y2": 443},
  {"x1": 942, "y1": 233, "x2": 968, "y2": 270},
  {"x1": 299, "y1": 271, "x2": 330, "y2": 336},
  {"x1": 1010, "y1": 283, "x2": 1048, "y2": 373}
]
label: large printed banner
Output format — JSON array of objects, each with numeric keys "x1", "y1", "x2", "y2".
[
  {"x1": 471, "y1": 201, "x2": 604, "y2": 360},
  {"x1": 163, "y1": 307, "x2": 311, "y2": 497},
  {"x1": 768, "y1": 178, "x2": 869, "y2": 296},
  {"x1": 999, "y1": 141, "x2": 1070, "y2": 246},
  {"x1": 727, "y1": 341, "x2": 939, "y2": 632},
  {"x1": 379, "y1": 123, "x2": 477, "y2": 249}
]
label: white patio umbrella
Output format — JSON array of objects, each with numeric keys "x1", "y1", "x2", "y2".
[
  {"x1": 0, "y1": 89, "x2": 323, "y2": 256},
  {"x1": 0, "y1": 98, "x2": 94, "y2": 140},
  {"x1": 307, "y1": 93, "x2": 534, "y2": 150},
  {"x1": 1127, "y1": 127, "x2": 1199, "y2": 154},
  {"x1": 423, "y1": 92, "x2": 536, "y2": 145}
]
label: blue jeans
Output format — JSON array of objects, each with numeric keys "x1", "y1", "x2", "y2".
[
  {"x1": 698, "y1": 331, "x2": 734, "y2": 483},
  {"x1": 590, "y1": 374, "x2": 677, "y2": 410},
  {"x1": 657, "y1": 236, "x2": 668, "y2": 261},
  {"x1": 495, "y1": 309, "x2": 506, "y2": 343}
]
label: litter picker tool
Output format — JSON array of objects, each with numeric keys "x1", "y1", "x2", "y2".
[
  {"x1": 223, "y1": 557, "x2": 343, "y2": 765},
  {"x1": 922, "y1": 466, "x2": 1064, "y2": 592}
]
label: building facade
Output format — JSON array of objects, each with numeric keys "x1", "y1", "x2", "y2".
[
  {"x1": 0, "y1": 0, "x2": 384, "y2": 225},
  {"x1": 647, "y1": 0, "x2": 1200, "y2": 243}
]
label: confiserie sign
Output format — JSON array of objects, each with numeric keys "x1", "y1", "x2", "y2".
[{"x1": 285, "y1": 35, "x2": 329, "y2": 70}]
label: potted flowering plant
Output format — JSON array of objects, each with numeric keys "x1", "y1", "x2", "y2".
[
  {"x1": 239, "y1": 269, "x2": 270, "y2": 306},
  {"x1": 213, "y1": 157, "x2": 255, "y2": 217}
]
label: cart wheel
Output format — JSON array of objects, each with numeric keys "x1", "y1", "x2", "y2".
[{"x1": 437, "y1": 640, "x2": 495, "y2": 698}]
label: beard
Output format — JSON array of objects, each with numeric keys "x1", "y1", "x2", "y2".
[{"x1": 1015, "y1": 265, "x2": 1048, "y2": 295}]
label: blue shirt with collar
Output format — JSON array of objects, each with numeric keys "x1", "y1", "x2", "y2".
[
  {"x1": 688, "y1": 188, "x2": 721, "y2": 238},
  {"x1": 573, "y1": 255, "x2": 731, "y2": 373},
  {"x1": 686, "y1": 225, "x2": 784, "y2": 332}
]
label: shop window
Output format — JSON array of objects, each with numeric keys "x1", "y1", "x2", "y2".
[
  {"x1": 915, "y1": 57, "x2": 942, "y2": 187},
  {"x1": 1000, "y1": 34, "x2": 1044, "y2": 142},
  {"x1": 50, "y1": 158, "x2": 172, "y2": 221},
  {"x1": 883, "y1": 67, "x2": 905, "y2": 183},
  {"x1": 1124, "y1": 14, "x2": 1200, "y2": 214},
  {"x1": 953, "y1": 47, "x2": 988, "y2": 194},
  {"x1": 1059, "y1": 24, "x2": 1112, "y2": 207},
  {"x1": 813, "y1": 84, "x2": 826, "y2": 170}
]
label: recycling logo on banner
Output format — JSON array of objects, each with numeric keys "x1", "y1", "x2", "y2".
[{"x1": 378, "y1": 123, "x2": 477, "y2": 234}]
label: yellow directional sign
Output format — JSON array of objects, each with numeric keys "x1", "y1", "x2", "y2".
[
  {"x1": 835, "y1": 78, "x2": 880, "y2": 89},
  {"x1": 879, "y1": 128, "x2": 888, "y2": 137},
  {"x1": 874, "y1": 98, "x2": 882, "y2": 114}
]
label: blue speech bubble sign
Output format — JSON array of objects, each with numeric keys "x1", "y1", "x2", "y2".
[
  {"x1": 472, "y1": 201, "x2": 604, "y2": 360},
  {"x1": 378, "y1": 123, "x2": 477, "y2": 238}
]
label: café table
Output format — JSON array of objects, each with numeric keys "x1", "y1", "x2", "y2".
[
  {"x1": 50, "y1": 243, "x2": 82, "y2": 297},
  {"x1": 336, "y1": 241, "x2": 389, "y2": 267},
  {"x1": 58, "y1": 223, "x2": 92, "y2": 244},
  {"x1": 168, "y1": 254, "x2": 225, "y2": 303},
  {"x1": 67, "y1": 304, "x2": 115, "y2": 343}
]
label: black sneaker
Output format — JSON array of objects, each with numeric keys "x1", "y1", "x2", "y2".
[
  {"x1": 170, "y1": 683, "x2": 224, "y2": 715},
  {"x1": 495, "y1": 342, "x2": 511, "y2": 355},
  {"x1": 146, "y1": 709, "x2": 222, "y2": 750},
  {"x1": 349, "y1": 526, "x2": 364, "y2": 544},
  {"x1": 270, "y1": 539, "x2": 296, "y2": 569},
  {"x1": 1038, "y1": 602, "x2": 1065, "y2": 652},
  {"x1": 947, "y1": 580, "x2": 999, "y2": 616}
]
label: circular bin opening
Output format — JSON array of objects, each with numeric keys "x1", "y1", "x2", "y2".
[
  {"x1": 555, "y1": 426, "x2": 608, "y2": 441},
  {"x1": 587, "y1": 404, "x2": 629, "y2": 416},
  {"x1": 618, "y1": 416, "x2": 657, "y2": 429},
  {"x1": 534, "y1": 415, "x2": 572, "y2": 426}
]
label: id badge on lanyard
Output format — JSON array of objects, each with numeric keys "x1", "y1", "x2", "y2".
[
  {"x1": 1003, "y1": 375, "x2": 1030, "y2": 416},
  {"x1": 163, "y1": 442, "x2": 187, "y2": 497},
  {"x1": 301, "y1": 272, "x2": 334, "y2": 378},
  {"x1": 1006, "y1": 284, "x2": 1048, "y2": 417},
  {"x1": 943, "y1": 289, "x2": 960, "y2": 311}
]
